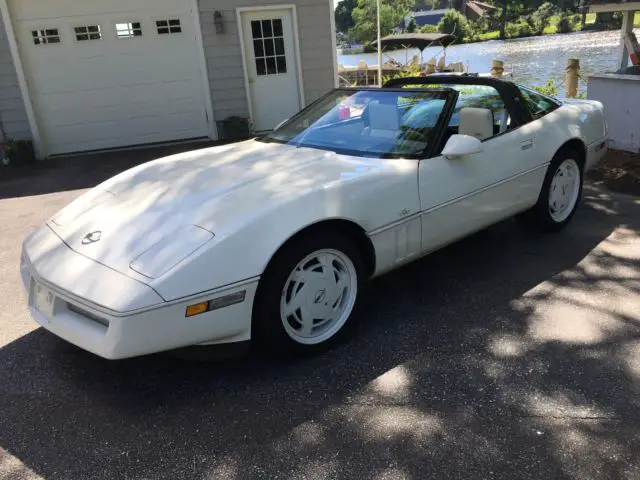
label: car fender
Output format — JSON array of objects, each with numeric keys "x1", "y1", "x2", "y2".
[{"x1": 149, "y1": 161, "x2": 421, "y2": 301}]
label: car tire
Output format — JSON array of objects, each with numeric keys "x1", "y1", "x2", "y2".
[
  {"x1": 252, "y1": 231, "x2": 364, "y2": 356},
  {"x1": 517, "y1": 149, "x2": 584, "y2": 233}
]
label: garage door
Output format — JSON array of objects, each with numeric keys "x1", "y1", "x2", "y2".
[{"x1": 9, "y1": 0, "x2": 210, "y2": 155}]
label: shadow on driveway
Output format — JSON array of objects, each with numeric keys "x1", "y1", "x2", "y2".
[
  {"x1": 0, "y1": 141, "x2": 216, "y2": 200},
  {"x1": 1, "y1": 187, "x2": 640, "y2": 479}
]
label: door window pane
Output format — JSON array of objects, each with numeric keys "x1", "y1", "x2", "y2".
[
  {"x1": 273, "y1": 19, "x2": 283, "y2": 36},
  {"x1": 253, "y1": 39, "x2": 264, "y2": 57},
  {"x1": 251, "y1": 20, "x2": 262, "y2": 38},
  {"x1": 266, "y1": 57, "x2": 277, "y2": 75}
]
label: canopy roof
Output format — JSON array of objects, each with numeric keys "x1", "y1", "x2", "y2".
[{"x1": 372, "y1": 33, "x2": 457, "y2": 51}]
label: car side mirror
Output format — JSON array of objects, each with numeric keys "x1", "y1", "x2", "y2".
[{"x1": 442, "y1": 134, "x2": 484, "y2": 159}]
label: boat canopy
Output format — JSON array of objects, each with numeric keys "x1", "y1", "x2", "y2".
[{"x1": 372, "y1": 33, "x2": 457, "y2": 52}]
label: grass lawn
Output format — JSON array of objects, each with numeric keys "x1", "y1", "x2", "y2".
[
  {"x1": 469, "y1": 12, "x2": 639, "y2": 43},
  {"x1": 476, "y1": 31, "x2": 500, "y2": 41}
]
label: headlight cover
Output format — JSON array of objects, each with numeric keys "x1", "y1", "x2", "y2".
[{"x1": 129, "y1": 225, "x2": 214, "y2": 279}]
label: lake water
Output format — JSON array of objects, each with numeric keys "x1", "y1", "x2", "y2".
[{"x1": 338, "y1": 29, "x2": 639, "y2": 92}]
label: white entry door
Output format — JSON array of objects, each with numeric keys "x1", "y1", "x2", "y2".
[
  {"x1": 10, "y1": 0, "x2": 211, "y2": 155},
  {"x1": 241, "y1": 9, "x2": 301, "y2": 132}
]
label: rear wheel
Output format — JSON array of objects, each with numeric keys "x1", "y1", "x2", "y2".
[
  {"x1": 518, "y1": 150, "x2": 583, "y2": 232},
  {"x1": 253, "y1": 231, "x2": 364, "y2": 355}
]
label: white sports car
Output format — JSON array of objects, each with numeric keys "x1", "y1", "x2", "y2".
[{"x1": 20, "y1": 76, "x2": 608, "y2": 359}]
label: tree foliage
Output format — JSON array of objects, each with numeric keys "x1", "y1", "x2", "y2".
[
  {"x1": 505, "y1": 18, "x2": 533, "y2": 37},
  {"x1": 335, "y1": 0, "x2": 358, "y2": 34},
  {"x1": 532, "y1": 2, "x2": 557, "y2": 34},
  {"x1": 350, "y1": 0, "x2": 418, "y2": 43},
  {"x1": 437, "y1": 9, "x2": 471, "y2": 40}
]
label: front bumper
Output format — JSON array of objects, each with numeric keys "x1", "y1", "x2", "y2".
[{"x1": 21, "y1": 227, "x2": 257, "y2": 359}]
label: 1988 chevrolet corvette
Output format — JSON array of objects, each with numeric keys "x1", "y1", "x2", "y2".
[{"x1": 20, "y1": 76, "x2": 609, "y2": 359}]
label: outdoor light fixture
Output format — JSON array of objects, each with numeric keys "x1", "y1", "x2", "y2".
[{"x1": 214, "y1": 10, "x2": 224, "y2": 34}]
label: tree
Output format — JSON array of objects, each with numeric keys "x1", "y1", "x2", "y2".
[
  {"x1": 335, "y1": 0, "x2": 357, "y2": 34},
  {"x1": 406, "y1": 18, "x2": 417, "y2": 33},
  {"x1": 500, "y1": 0, "x2": 507, "y2": 39},
  {"x1": 437, "y1": 9, "x2": 471, "y2": 40},
  {"x1": 532, "y1": 2, "x2": 556, "y2": 34},
  {"x1": 351, "y1": 0, "x2": 404, "y2": 43}
]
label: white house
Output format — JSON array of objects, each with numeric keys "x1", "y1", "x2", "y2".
[{"x1": 0, "y1": 0, "x2": 337, "y2": 158}]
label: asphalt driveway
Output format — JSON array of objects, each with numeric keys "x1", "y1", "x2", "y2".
[{"x1": 1, "y1": 147, "x2": 640, "y2": 480}]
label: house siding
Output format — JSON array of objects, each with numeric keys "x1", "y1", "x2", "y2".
[
  {"x1": 198, "y1": 0, "x2": 335, "y2": 127},
  {"x1": 0, "y1": 8, "x2": 30, "y2": 142},
  {"x1": 0, "y1": 0, "x2": 334, "y2": 146}
]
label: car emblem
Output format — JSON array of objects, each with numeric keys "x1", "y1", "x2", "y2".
[
  {"x1": 82, "y1": 231, "x2": 102, "y2": 244},
  {"x1": 314, "y1": 289, "x2": 326, "y2": 304}
]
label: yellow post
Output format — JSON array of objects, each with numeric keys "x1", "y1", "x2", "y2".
[
  {"x1": 490, "y1": 59, "x2": 504, "y2": 77},
  {"x1": 565, "y1": 58, "x2": 580, "y2": 98}
]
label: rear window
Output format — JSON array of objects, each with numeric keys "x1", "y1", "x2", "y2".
[{"x1": 518, "y1": 87, "x2": 560, "y2": 120}]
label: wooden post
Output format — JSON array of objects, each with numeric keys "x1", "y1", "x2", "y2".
[
  {"x1": 620, "y1": 11, "x2": 635, "y2": 69},
  {"x1": 491, "y1": 59, "x2": 504, "y2": 77},
  {"x1": 565, "y1": 58, "x2": 579, "y2": 98}
]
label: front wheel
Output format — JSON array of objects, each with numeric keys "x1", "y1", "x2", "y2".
[
  {"x1": 253, "y1": 232, "x2": 363, "y2": 355},
  {"x1": 518, "y1": 150, "x2": 584, "y2": 233}
]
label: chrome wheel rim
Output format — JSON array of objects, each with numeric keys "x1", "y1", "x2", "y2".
[
  {"x1": 549, "y1": 158, "x2": 581, "y2": 223},
  {"x1": 280, "y1": 249, "x2": 358, "y2": 345}
]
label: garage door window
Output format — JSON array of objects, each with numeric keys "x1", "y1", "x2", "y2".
[
  {"x1": 32, "y1": 29, "x2": 60, "y2": 45},
  {"x1": 116, "y1": 22, "x2": 142, "y2": 39},
  {"x1": 75, "y1": 25, "x2": 102, "y2": 41},
  {"x1": 156, "y1": 19, "x2": 181, "y2": 35}
]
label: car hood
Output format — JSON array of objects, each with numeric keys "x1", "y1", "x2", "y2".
[{"x1": 46, "y1": 140, "x2": 388, "y2": 280}]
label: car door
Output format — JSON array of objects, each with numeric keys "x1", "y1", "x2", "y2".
[{"x1": 418, "y1": 84, "x2": 548, "y2": 254}]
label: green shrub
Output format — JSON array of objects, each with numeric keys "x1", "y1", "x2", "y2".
[
  {"x1": 419, "y1": 24, "x2": 438, "y2": 34},
  {"x1": 505, "y1": 19, "x2": 533, "y2": 38},
  {"x1": 534, "y1": 78, "x2": 559, "y2": 96},
  {"x1": 532, "y1": 2, "x2": 557, "y2": 34},
  {"x1": 437, "y1": 9, "x2": 471, "y2": 41}
]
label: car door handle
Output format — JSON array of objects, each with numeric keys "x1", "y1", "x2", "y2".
[{"x1": 520, "y1": 139, "x2": 534, "y2": 151}]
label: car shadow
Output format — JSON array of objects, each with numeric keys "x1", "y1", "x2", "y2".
[{"x1": 1, "y1": 188, "x2": 639, "y2": 479}]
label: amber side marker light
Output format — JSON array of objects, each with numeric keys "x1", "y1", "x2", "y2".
[
  {"x1": 185, "y1": 302, "x2": 208, "y2": 317},
  {"x1": 185, "y1": 291, "x2": 246, "y2": 318}
]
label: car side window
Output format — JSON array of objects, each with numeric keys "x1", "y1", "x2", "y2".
[
  {"x1": 447, "y1": 85, "x2": 512, "y2": 138},
  {"x1": 518, "y1": 87, "x2": 559, "y2": 120}
]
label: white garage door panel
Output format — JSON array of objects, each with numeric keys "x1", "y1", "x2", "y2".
[
  {"x1": 39, "y1": 95, "x2": 200, "y2": 127},
  {"x1": 50, "y1": 112, "x2": 203, "y2": 152},
  {"x1": 11, "y1": 0, "x2": 210, "y2": 155}
]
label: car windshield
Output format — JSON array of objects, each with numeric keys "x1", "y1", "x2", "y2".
[{"x1": 258, "y1": 88, "x2": 450, "y2": 158}]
